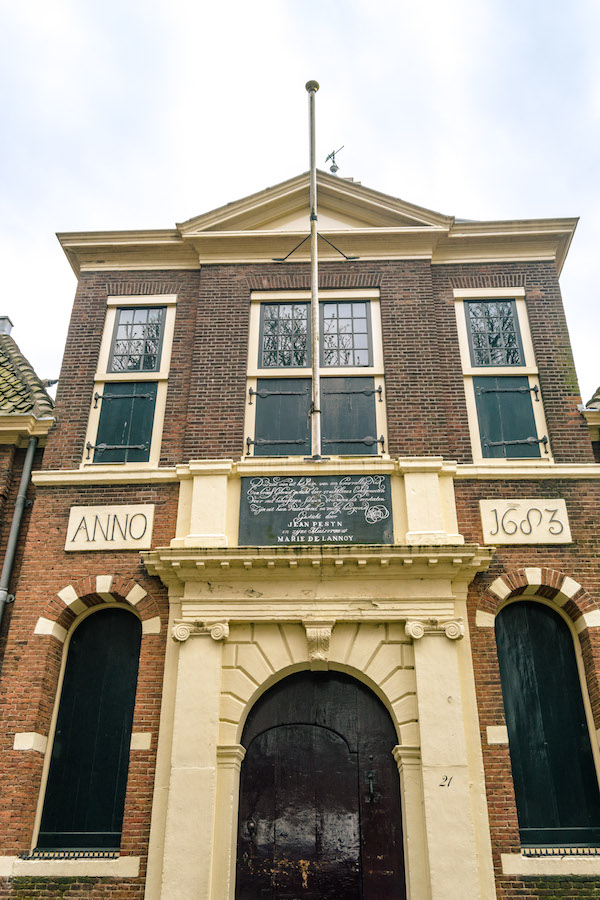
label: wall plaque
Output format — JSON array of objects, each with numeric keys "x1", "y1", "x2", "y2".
[
  {"x1": 239, "y1": 475, "x2": 393, "y2": 546},
  {"x1": 479, "y1": 499, "x2": 571, "y2": 545},
  {"x1": 65, "y1": 504, "x2": 154, "y2": 551}
]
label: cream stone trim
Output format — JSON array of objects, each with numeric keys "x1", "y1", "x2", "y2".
[
  {"x1": 57, "y1": 584, "x2": 86, "y2": 615},
  {"x1": 488, "y1": 577, "x2": 512, "y2": 600},
  {"x1": 486, "y1": 571, "x2": 583, "y2": 610},
  {"x1": 34, "y1": 618, "x2": 67, "y2": 642},
  {"x1": 392, "y1": 744, "x2": 431, "y2": 899},
  {"x1": 456, "y1": 462, "x2": 600, "y2": 478},
  {"x1": 251, "y1": 289, "x2": 381, "y2": 300},
  {"x1": 33, "y1": 466, "x2": 179, "y2": 485},
  {"x1": 126, "y1": 583, "x2": 147, "y2": 606},
  {"x1": 0, "y1": 856, "x2": 140, "y2": 877},
  {"x1": 453, "y1": 288, "x2": 527, "y2": 298},
  {"x1": 96, "y1": 574, "x2": 114, "y2": 599},
  {"x1": 131, "y1": 732, "x2": 152, "y2": 750},
  {"x1": 575, "y1": 610, "x2": 600, "y2": 633},
  {"x1": 142, "y1": 616, "x2": 161, "y2": 635},
  {"x1": 522, "y1": 567, "x2": 543, "y2": 590},
  {"x1": 486, "y1": 725, "x2": 509, "y2": 744},
  {"x1": 475, "y1": 610, "x2": 496, "y2": 628},
  {"x1": 13, "y1": 732, "x2": 48, "y2": 753},
  {"x1": 560, "y1": 575, "x2": 582, "y2": 600},
  {"x1": 501, "y1": 853, "x2": 600, "y2": 875},
  {"x1": 32, "y1": 460, "x2": 600, "y2": 488},
  {"x1": 107, "y1": 294, "x2": 178, "y2": 307}
]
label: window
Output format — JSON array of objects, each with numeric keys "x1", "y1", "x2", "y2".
[
  {"x1": 495, "y1": 601, "x2": 600, "y2": 847},
  {"x1": 259, "y1": 303, "x2": 310, "y2": 367},
  {"x1": 37, "y1": 608, "x2": 141, "y2": 850},
  {"x1": 84, "y1": 295, "x2": 176, "y2": 467},
  {"x1": 109, "y1": 306, "x2": 166, "y2": 372},
  {"x1": 321, "y1": 301, "x2": 371, "y2": 367},
  {"x1": 464, "y1": 299, "x2": 523, "y2": 367},
  {"x1": 246, "y1": 291, "x2": 386, "y2": 457},
  {"x1": 454, "y1": 289, "x2": 551, "y2": 462}
]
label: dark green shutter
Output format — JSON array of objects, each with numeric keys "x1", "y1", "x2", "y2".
[
  {"x1": 253, "y1": 378, "x2": 311, "y2": 456},
  {"x1": 496, "y1": 602, "x2": 600, "y2": 846},
  {"x1": 473, "y1": 376, "x2": 542, "y2": 458},
  {"x1": 321, "y1": 377, "x2": 378, "y2": 456},
  {"x1": 37, "y1": 609, "x2": 142, "y2": 850},
  {"x1": 93, "y1": 382, "x2": 157, "y2": 463}
]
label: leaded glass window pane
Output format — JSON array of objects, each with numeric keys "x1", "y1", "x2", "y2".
[
  {"x1": 259, "y1": 304, "x2": 310, "y2": 367},
  {"x1": 320, "y1": 301, "x2": 372, "y2": 367},
  {"x1": 465, "y1": 300, "x2": 524, "y2": 367},
  {"x1": 109, "y1": 307, "x2": 166, "y2": 373}
]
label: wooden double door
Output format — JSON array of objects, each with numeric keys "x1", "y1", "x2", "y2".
[{"x1": 235, "y1": 672, "x2": 406, "y2": 899}]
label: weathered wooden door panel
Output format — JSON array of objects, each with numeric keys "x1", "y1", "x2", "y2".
[{"x1": 236, "y1": 672, "x2": 406, "y2": 900}]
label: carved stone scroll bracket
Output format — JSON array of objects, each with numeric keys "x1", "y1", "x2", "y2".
[
  {"x1": 404, "y1": 617, "x2": 465, "y2": 641},
  {"x1": 171, "y1": 619, "x2": 230, "y2": 642},
  {"x1": 303, "y1": 619, "x2": 335, "y2": 671}
]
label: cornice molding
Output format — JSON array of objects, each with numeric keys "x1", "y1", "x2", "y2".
[
  {"x1": 32, "y1": 466, "x2": 179, "y2": 486},
  {"x1": 57, "y1": 172, "x2": 577, "y2": 274},
  {"x1": 142, "y1": 543, "x2": 493, "y2": 591},
  {"x1": 0, "y1": 415, "x2": 54, "y2": 446}
]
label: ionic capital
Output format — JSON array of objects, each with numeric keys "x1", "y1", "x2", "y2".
[
  {"x1": 171, "y1": 619, "x2": 230, "y2": 642},
  {"x1": 404, "y1": 617, "x2": 465, "y2": 641}
]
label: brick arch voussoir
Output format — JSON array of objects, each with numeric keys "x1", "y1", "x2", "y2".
[
  {"x1": 479, "y1": 566, "x2": 597, "y2": 627},
  {"x1": 41, "y1": 574, "x2": 162, "y2": 632}
]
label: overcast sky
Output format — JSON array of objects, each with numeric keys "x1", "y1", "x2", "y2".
[{"x1": 1, "y1": 0, "x2": 598, "y2": 402}]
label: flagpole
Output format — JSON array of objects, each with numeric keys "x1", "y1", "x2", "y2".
[{"x1": 305, "y1": 80, "x2": 321, "y2": 459}]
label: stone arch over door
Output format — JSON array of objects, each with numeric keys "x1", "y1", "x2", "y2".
[{"x1": 235, "y1": 669, "x2": 406, "y2": 900}]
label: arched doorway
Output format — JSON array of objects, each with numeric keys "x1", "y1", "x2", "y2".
[{"x1": 235, "y1": 671, "x2": 406, "y2": 899}]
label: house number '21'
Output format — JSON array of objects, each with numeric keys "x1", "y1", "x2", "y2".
[{"x1": 489, "y1": 506, "x2": 564, "y2": 537}]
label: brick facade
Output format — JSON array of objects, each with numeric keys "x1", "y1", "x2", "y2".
[{"x1": 1, "y1": 177, "x2": 598, "y2": 898}]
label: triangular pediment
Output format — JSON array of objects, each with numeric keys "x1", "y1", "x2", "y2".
[{"x1": 178, "y1": 171, "x2": 453, "y2": 235}]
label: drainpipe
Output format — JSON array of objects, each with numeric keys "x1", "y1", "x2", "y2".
[{"x1": 0, "y1": 436, "x2": 38, "y2": 631}]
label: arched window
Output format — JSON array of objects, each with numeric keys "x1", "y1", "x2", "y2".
[
  {"x1": 495, "y1": 601, "x2": 600, "y2": 846},
  {"x1": 37, "y1": 607, "x2": 142, "y2": 850}
]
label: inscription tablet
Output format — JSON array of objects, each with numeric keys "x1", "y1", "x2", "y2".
[{"x1": 239, "y1": 475, "x2": 393, "y2": 546}]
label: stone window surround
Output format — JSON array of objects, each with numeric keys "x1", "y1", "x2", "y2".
[
  {"x1": 82, "y1": 294, "x2": 177, "y2": 470},
  {"x1": 453, "y1": 287, "x2": 552, "y2": 464},
  {"x1": 245, "y1": 289, "x2": 388, "y2": 457}
]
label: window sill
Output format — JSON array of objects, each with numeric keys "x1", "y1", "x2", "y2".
[
  {"x1": 501, "y1": 851, "x2": 600, "y2": 875},
  {"x1": 0, "y1": 855, "x2": 140, "y2": 877}
]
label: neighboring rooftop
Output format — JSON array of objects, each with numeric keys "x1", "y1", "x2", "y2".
[
  {"x1": 585, "y1": 386, "x2": 600, "y2": 410},
  {"x1": 0, "y1": 319, "x2": 53, "y2": 418}
]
